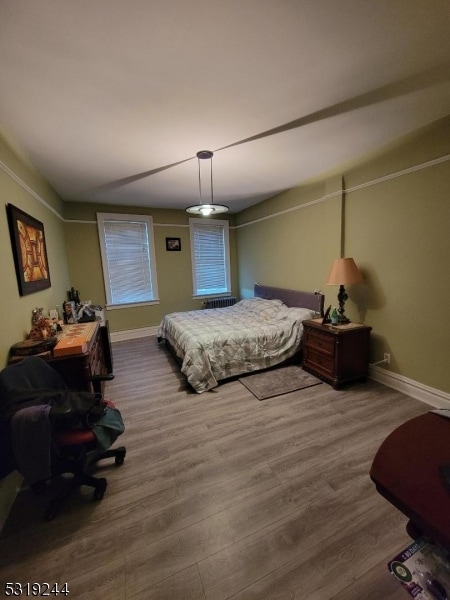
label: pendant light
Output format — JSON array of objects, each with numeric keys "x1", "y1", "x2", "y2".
[{"x1": 186, "y1": 150, "x2": 229, "y2": 216}]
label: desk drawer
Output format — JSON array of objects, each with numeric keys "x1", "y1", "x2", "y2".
[
  {"x1": 304, "y1": 329, "x2": 335, "y2": 355},
  {"x1": 89, "y1": 336, "x2": 104, "y2": 377},
  {"x1": 304, "y1": 348, "x2": 334, "y2": 377}
]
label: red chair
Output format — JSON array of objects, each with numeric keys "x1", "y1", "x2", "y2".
[
  {"x1": 0, "y1": 356, "x2": 126, "y2": 521},
  {"x1": 370, "y1": 411, "x2": 450, "y2": 550}
]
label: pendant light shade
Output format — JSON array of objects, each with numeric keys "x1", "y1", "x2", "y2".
[{"x1": 186, "y1": 150, "x2": 229, "y2": 216}]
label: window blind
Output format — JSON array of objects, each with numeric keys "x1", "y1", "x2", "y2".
[
  {"x1": 98, "y1": 214, "x2": 158, "y2": 306},
  {"x1": 190, "y1": 220, "x2": 230, "y2": 296}
]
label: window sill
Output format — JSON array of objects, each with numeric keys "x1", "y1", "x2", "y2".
[
  {"x1": 193, "y1": 293, "x2": 232, "y2": 300},
  {"x1": 106, "y1": 300, "x2": 160, "y2": 310}
]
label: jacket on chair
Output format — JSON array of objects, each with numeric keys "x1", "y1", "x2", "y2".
[{"x1": 0, "y1": 357, "x2": 124, "y2": 484}]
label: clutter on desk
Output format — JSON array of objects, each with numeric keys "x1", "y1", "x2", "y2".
[
  {"x1": 10, "y1": 337, "x2": 58, "y2": 357},
  {"x1": 9, "y1": 308, "x2": 58, "y2": 360},
  {"x1": 77, "y1": 303, "x2": 96, "y2": 322},
  {"x1": 31, "y1": 307, "x2": 44, "y2": 325},
  {"x1": 53, "y1": 335, "x2": 88, "y2": 357},
  {"x1": 63, "y1": 300, "x2": 78, "y2": 324},
  {"x1": 29, "y1": 309, "x2": 54, "y2": 340},
  {"x1": 9, "y1": 293, "x2": 105, "y2": 364},
  {"x1": 63, "y1": 287, "x2": 104, "y2": 324},
  {"x1": 67, "y1": 286, "x2": 80, "y2": 305},
  {"x1": 9, "y1": 308, "x2": 58, "y2": 359}
]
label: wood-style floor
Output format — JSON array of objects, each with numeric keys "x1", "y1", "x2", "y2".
[{"x1": 0, "y1": 337, "x2": 429, "y2": 599}]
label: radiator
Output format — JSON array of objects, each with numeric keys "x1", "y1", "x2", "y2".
[{"x1": 203, "y1": 296, "x2": 237, "y2": 309}]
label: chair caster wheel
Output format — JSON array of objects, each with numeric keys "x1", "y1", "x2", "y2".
[
  {"x1": 115, "y1": 448, "x2": 126, "y2": 466},
  {"x1": 93, "y1": 478, "x2": 107, "y2": 500}
]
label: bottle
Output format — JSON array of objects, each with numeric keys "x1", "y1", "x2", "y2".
[
  {"x1": 415, "y1": 568, "x2": 448, "y2": 600},
  {"x1": 331, "y1": 307, "x2": 339, "y2": 325}
]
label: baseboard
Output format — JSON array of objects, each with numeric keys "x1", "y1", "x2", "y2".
[
  {"x1": 110, "y1": 325, "x2": 158, "y2": 343},
  {"x1": 369, "y1": 365, "x2": 450, "y2": 409},
  {"x1": 108, "y1": 328, "x2": 450, "y2": 409}
]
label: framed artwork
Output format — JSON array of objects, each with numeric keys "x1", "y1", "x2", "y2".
[
  {"x1": 6, "y1": 203, "x2": 51, "y2": 295},
  {"x1": 166, "y1": 237, "x2": 181, "y2": 251}
]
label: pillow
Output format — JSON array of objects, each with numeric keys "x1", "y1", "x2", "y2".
[
  {"x1": 234, "y1": 298, "x2": 260, "y2": 311},
  {"x1": 275, "y1": 306, "x2": 316, "y2": 323},
  {"x1": 235, "y1": 297, "x2": 286, "y2": 318}
]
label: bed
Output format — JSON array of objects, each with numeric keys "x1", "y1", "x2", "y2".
[{"x1": 157, "y1": 284, "x2": 325, "y2": 393}]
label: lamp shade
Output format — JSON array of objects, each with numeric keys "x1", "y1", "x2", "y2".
[
  {"x1": 326, "y1": 258, "x2": 363, "y2": 285},
  {"x1": 186, "y1": 203, "x2": 228, "y2": 216}
]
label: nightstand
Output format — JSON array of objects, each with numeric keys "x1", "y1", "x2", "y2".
[{"x1": 302, "y1": 319, "x2": 372, "y2": 389}]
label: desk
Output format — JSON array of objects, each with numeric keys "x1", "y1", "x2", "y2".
[
  {"x1": 9, "y1": 321, "x2": 112, "y2": 393},
  {"x1": 371, "y1": 412, "x2": 450, "y2": 550},
  {"x1": 51, "y1": 322, "x2": 109, "y2": 392}
]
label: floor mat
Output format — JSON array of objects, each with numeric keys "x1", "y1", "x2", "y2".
[{"x1": 239, "y1": 365, "x2": 323, "y2": 400}]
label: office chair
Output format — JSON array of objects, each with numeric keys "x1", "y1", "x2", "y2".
[{"x1": 0, "y1": 356, "x2": 126, "y2": 521}]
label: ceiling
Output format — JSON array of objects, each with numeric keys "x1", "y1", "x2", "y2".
[{"x1": 1, "y1": 1, "x2": 450, "y2": 214}]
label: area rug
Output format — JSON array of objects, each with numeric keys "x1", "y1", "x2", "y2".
[{"x1": 239, "y1": 365, "x2": 323, "y2": 400}]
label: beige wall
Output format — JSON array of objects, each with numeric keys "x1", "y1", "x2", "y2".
[
  {"x1": 343, "y1": 126, "x2": 450, "y2": 393},
  {"x1": 0, "y1": 127, "x2": 72, "y2": 529},
  {"x1": 235, "y1": 117, "x2": 450, "y2": 394},
  {"x1": 235, "y1": 178, "x2": 342, "y2": 298},
  {"x1": 63, "y1": 204, "x2": 238, "y2": 332},
  {"x1": 0, "y1": 127, "x2": 71, "y2": 368}
]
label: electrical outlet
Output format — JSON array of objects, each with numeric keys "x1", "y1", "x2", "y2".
[{"x1": 384, "y1": 353, "x2": 391, "y2": 364}]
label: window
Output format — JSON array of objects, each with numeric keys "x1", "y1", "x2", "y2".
[
  {"x1": 189, "y1": 218, "x2": 231, "y2": 297},
  {"x1": 97, "y1": 213, "x2": 159, "y2": 308}
]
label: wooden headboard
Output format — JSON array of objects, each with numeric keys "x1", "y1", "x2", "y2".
[{"x1": 254, "y1": 284, "x2": 324, "y2": 315}]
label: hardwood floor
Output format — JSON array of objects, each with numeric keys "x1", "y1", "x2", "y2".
[{"x1": 0, "y1": 336, "x2": 429, "y2": 599}]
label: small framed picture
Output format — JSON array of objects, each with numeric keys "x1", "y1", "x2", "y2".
[{"x1": 166, "y1": 237, "x2": 181, "y2": 252}]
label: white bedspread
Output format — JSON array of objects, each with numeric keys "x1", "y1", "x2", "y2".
[{"x1": 158, "y1": 298, "x2": 315, "y2": 393}]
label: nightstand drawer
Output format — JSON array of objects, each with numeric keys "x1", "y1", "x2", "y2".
[
  {"x1": 302, "y1": 319, "x2": 372, "y2": 389},
  {"x1": 304, "y1": 348, "x2": 334, "y2": 376},
  {"x1": 304, "y1": 329, "x2": 335, "y2": 355}
]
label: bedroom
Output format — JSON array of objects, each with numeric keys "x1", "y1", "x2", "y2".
[
  {"x1": 1, "y1": 118, "x2": 449, "y2": 399},
  {"x1": 1, "y1": 113, "x2": 450, "y2": 600},
  {"x1": 1, "y1": 1, "x2": 450, "y2": 596}
]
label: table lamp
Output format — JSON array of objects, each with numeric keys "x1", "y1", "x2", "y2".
[{"x1": 326, "y1": 257, "x2": 363, "y2": 323}]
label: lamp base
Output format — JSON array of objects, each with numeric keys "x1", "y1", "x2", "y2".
[
  {"x1": 337, "y1": 285, "x2": 351, "y2": 324},
  {"x1": 338, "y1": 314, "x2": 350, "y2": 324}
]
